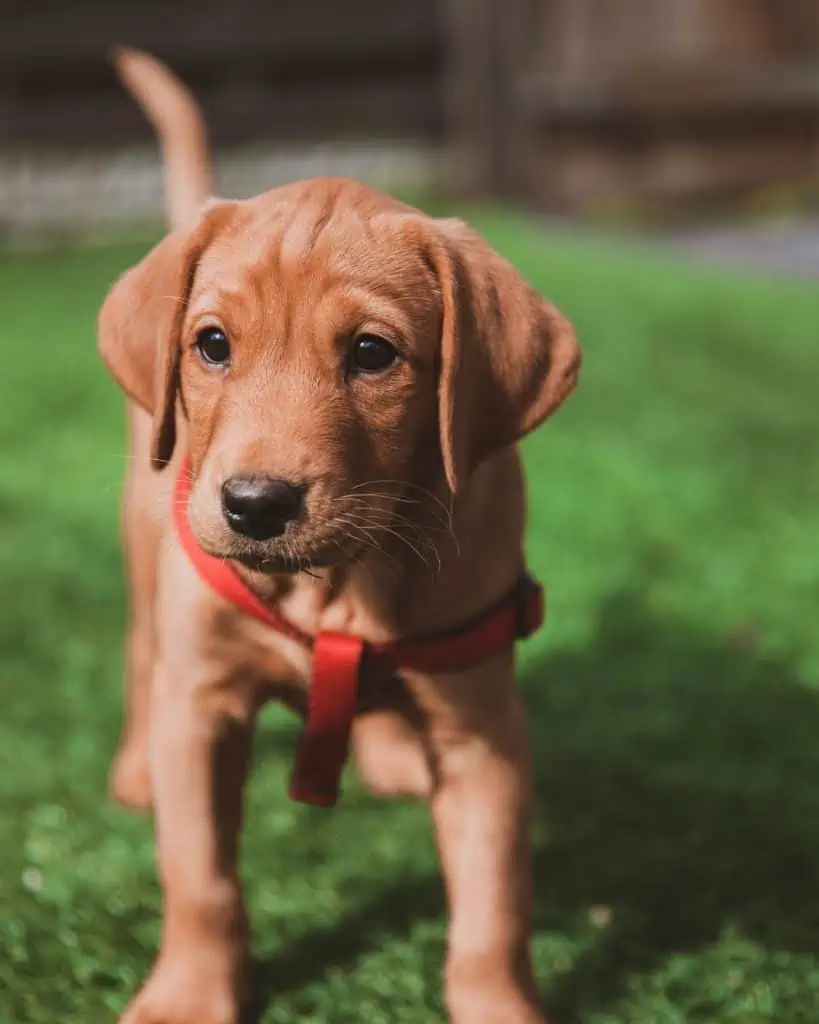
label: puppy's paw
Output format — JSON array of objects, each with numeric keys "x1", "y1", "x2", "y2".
[
  {"x1": 108, "y1": 747, "x2": 153, "y2": 810},
  {"x1": 447, "y1": 963, "x2": 546, "y2": 1024},
  {"x1": 120, "y1": 956, "x2": 243, "y2": 1024},
  {"x1": 450, "y1": 996, "x2": 546, "y2": 1024}
]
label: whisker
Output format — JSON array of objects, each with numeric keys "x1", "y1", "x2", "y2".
[
  {"x1": 341, "y1": 498, "x2": 454, "y2": 570},
  {"x1": 343, "y1": 498, "x2": 457, "y2": 561},
  {"x1": 345, "y1": 513, "x2": 432, "y2": 570},
  {"x1": 349, "y1": 478, "x2": 455, "y2": 528},
  {"x1": 333, "y1": 513, "x2": 404, "y2": 573}
]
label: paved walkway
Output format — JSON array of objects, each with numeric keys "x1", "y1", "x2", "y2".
[
  {"x1": 542, "y1": 212, "x2": 819, "y2": 280},
  {"x1": 666, "y1": 218, "x2": 819, "y2": 278}
]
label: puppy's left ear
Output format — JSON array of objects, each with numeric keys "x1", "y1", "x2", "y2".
[
  {"x1": 423, "y1": 217, "x2": 581, "y2": 493},
  {"x1": 97, "y1": 199, "x2": 234, "y2": 468}
]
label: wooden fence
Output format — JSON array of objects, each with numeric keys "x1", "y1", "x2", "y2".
[
  {"x1": 448, "y1": 0, "x2": 819, "y2": 216},
  {"x1": 0, "y1": 0, "x2": 443, "y2": 149},
  {"x1": 3, "y1": 0, "x2": 819, "y2": 222}
]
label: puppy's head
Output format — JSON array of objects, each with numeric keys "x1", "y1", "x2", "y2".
[{"x1": 99, "y1": 180, "x2": 580, "y2": 571}]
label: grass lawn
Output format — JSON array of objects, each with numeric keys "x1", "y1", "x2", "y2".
[{"x1": 2, "y1": 209, "x2": 819, "y2": 1024}]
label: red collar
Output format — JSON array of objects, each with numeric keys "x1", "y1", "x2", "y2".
[{"x1": 173, "y1": 464, "x2": 544, "y2": 808}]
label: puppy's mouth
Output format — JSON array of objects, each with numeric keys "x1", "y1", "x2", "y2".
[
  {"x1": 213, "y1": 526, "x2": 368, "y2": 575},
  {"x1": 232, "y1": 546, "x2": 346, "y2": 574},
  {"x1": 190, "y1": 518, "x2": 366, "y2": 575}
]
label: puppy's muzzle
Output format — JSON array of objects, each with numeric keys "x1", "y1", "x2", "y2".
[{"x1": 221, "y1": 475, "x2": 304, "y2": 540}]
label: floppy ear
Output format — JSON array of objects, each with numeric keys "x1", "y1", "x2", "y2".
[
  {"x1": 97, "y1": 200, "x2": 233, "y2": 468},
  {"x1": 424, "y1": 217, "x2": 581, "y2": 494}
]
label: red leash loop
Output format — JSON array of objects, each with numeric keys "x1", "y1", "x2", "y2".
[{"x1": 288, "y1": 632, "x2": 364, "y2": 806}]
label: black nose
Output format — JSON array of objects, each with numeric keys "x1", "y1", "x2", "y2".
[{"x1": 221, "y1": 475, "x2": 304, "y2": 540}]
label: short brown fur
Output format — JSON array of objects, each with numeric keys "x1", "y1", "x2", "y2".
[{"x1": 102, "y1": 48, "x2": 581, "y2": 1024}]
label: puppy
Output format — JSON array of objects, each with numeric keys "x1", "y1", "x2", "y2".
[{"x1": 100, "y1": 48, "x2": 581, "y2": 1024}]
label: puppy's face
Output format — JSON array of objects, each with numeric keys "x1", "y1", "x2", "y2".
[
  {"x1": 99, "y1": 179, "x2": 581, "y2": 573},
  {"x1": 178, "y1": 191, "x2": 443, "y2": 570}
]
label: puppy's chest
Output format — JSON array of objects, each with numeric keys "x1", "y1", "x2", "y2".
[{"x1": 230, "y1": 583, "x2": 401, "y2": 703}]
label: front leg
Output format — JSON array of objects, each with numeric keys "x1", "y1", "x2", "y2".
[
  {"x1": 121, "y1": 665, "x2": 255, "y2": 1024},
  {"x1": 420, "y1": 657, "x2": 544, "y2": 1023}
]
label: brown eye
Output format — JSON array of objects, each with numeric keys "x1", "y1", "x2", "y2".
[
  {"x1": 348, "y1": 334, "x2": 398, "y2": 376},
  {"x1": 195, "y1": 326, "x2": 230, "y2": 367}
]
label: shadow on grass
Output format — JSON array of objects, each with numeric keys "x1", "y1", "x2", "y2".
[{"x1": 246, "y1": 581, "x2": 819, "y2": 1021}]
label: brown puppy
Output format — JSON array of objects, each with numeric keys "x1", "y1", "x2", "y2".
[{"x1": 101, "y1": 48, "x2": 581, "y2": 1024}]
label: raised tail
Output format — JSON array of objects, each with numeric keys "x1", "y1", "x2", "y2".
[{"x1": 112, "y1": 46, "x2": 212, "y2": 231}]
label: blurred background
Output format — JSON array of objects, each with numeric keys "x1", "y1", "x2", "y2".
[
  {"x1": 3, "y1": 0, "x2": 819, "y2": 244},
  {"x1": 2, "y1": 3, "x2": 819, "y2": 1023}
]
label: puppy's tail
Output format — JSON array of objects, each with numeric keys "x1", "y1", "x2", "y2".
[{"x1": 111, "y1": 46, "x2": 212, "y2": 231}]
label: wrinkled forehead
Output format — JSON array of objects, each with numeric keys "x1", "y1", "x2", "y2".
[{"x1": 190, "y1": 191, "x2": 438, "y2": 331}]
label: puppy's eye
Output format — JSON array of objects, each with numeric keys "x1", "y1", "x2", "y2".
[
  {"x1": 195, "y1": 326, "x2": 231, "y2": 368},
  {"x1": 348, "y1": 334, "x2": 398, "y2": 376}
]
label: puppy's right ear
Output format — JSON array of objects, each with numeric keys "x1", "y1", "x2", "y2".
[{"x1": 97, "y1": 201, "x2": 232, "y2": 468}]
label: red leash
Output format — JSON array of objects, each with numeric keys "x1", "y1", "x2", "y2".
[{"x1": 173, "y1": 464, "x2": 544, "y2": 807}]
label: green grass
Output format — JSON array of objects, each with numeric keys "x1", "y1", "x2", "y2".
[{"x1": 2, "y1": 210, "x2": 819, "y2": 1023}]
